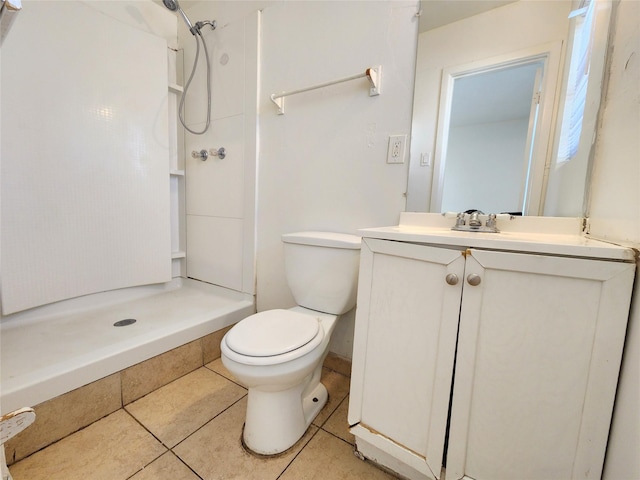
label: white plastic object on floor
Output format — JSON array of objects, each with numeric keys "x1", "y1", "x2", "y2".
[{"x1": 1, "y1": 407, "x2": 36, "y2": 480}]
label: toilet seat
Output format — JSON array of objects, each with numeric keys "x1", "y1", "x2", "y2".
[{"x1": 223, "y1": 309, "x2": 324, "y2": 366}]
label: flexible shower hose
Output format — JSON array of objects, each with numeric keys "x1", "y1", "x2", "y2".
[{"x1": 178, "y1": 30, "x2": 211, "y2": 135}]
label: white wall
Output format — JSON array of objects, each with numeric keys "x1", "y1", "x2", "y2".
[
  {"x1": 255, "y1": 1, "x2": 417, "y2": 358},
  {"x1": 1, "y1": 1, "x2": 176, "y2": 314},
  {"x1": 587, "y1": 1, "x2": 640, "y2": 478},
  {"x1": 407, "y1": 0, "x2": 571, "y2": 212},
  {"x1": 442, "y1": 118, "x2": 529, "y2": 213}
]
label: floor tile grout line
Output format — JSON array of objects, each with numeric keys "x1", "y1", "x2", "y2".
[
  {"x1": 318, "y1": 394, "x2": 362, "y2": 455},
  {"x1": 125, "y1": 363, "x2": 214, "y2": 406},
  {"x1": 274, "y1": 389, "x2": 351, "y2": 480},
  {"x1": 121, "y1": 450, "x2": 205, "y2": 480},
  {"x1": 170, "y1": 450, "x2": 206, "y2": 480},
  {"x1": 317, "y1": 393, "x2": 352, "y2": 437},
  {"x1": 122, "y1": 391, "x2": 250, "y2": 480},
  {"x1": 122, "y1": 450, "x2": 167, "y2": 480},
  {"x1": 323, "y1": 369, "x2": 352, "y2": 380},
  {"x1": 203, "y1": 362, "x2": 248, "y2": 389},
  {"x1": 123, "y1": 366, "x2": 247, "y2": 448},
  {"x1": 319, "y1": 425, "x2": 355, "y2": 448},
  {"x1": 117, "y1": 372, "x2": 249, "y2": 478},
  {"x1": 274, "y1": 426, "x2": 323, "y2": 480},
  {"x1": 8, "y1": 403, "x2": 124, "y2": 467},
  {"x1": 120, "y1": 407, "x2": 172, "y2": 479},
  {"x1": 122, "y1": 406, "x2": 168, "y2": 447},
  {"x1": 310, "y1": 428, "x2": 402, "y2": 480},
  {"x1": 311, "y1": 390, "x2": 349, "y2": 429},
  {"x1": 170, "y1": 392, "x2": 248, "y2": 452}
]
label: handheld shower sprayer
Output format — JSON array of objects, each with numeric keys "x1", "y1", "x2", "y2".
[{"x1": 162, "y1": 0, "x2": 216, "y2": 135}]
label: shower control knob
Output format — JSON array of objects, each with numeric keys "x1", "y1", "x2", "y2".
[
  {"x1": 467, "y1": 274, "x2": 481, "y2": 286},
  {"x1": 209, "y1": 147, "x2": 226, "y2": 160},
  {"x1": 192, "y1": 149, "x2": 209, "y2": 161},
  {"x1": 445, "y1": 274, "x2": 459, "y2": 285}
]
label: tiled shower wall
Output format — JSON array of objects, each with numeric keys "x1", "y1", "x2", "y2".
[{"x1": 181, "y1": 10, "x2": 259, "y2": 296}]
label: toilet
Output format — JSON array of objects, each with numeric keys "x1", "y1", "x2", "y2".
[{"x1": 221, "y1": 231, "x2": 361, "y2": 455}]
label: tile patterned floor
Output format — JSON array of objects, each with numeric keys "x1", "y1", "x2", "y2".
[{"x1": 8, "y1": 359, "x2": 398, "y2": 480}]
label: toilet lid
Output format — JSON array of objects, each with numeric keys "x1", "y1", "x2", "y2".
[{"x1": 225, "y1": 309, "x2": 321, "y2": 357}]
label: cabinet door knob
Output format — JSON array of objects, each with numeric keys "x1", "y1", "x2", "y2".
[
  {"x1": 467, "y1": 274, "x2": 481, "y2": 286},
  {"x1": 445, "y1": 274, "x2": 459, "y2": 285}
]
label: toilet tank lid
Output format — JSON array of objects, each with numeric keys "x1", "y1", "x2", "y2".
[{"x1": 281, "y1": 231, "x2": 361, "y2": 249}]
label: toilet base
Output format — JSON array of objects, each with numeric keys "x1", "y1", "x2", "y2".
[
  {"x1": 302, "y1": 381, "x2": 328, "y2": 425},
  {"x1": 243, "y1": 378, "x2": 328, "y2": 456}
]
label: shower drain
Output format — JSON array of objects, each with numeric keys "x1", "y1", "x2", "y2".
[{"x1": 113, "y1": 319, "x2": 137, "y2": 327}]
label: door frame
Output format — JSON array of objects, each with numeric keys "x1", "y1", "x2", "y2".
[{"x1": 430, "y1": 41, "x2": 563, "y2": 216}]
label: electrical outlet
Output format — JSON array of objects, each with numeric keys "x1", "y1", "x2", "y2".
[{"x1": 387, "y1": 134, "x2": 406, "y2": 164}]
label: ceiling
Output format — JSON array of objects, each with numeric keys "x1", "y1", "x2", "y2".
[
  {"x1": 450, "y1": 61, "x2": 543, "y2": 126},
  {"x1": 156, "y1": 1, "x2": 519, "y2": 32},
  {"x1": 420, "y1": 0, "x2": 518, "y2": 32}
]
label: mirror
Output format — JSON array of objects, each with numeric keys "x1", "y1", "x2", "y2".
[
  {"x1": 439, "y1": 64, "x2": 542, "y2": 215},
  {"x1": 406, "y1": 0, "x2": 612, "y2": 216}
]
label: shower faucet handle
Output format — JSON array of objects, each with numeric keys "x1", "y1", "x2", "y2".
[
  {"x1": 192, "y1": 149, "x2": 209, "y2": 161},
  {"x1": 192, "y1": 148, "x2": 226, "y2": 161},
  {"x1": 209, "y1": 147, "x2": 226, "y2": 160}
]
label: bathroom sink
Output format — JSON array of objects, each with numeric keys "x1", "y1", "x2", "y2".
[{"x1": 358, "y1": 213, "x2": 634, "y2": 261}]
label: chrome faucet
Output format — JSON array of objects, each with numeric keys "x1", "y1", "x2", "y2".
[
  {"x1": 451, "y1": 211, "x2": 499, "y2": 233},
  {"x1": 468, "y1": 211, "x2": 482, "y2": 228},
  {"x1": 486, "y1": 213, "x2": 497, "y2": 230}
]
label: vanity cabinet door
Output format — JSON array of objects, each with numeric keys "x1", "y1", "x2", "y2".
[
  {"x1": 349, "y1": 238, "x2": 465, "y2": 479},
  {"x1": 446, "y1": 249, "x2": 635, "y2": 480}
]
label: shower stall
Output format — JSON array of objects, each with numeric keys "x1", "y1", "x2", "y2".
[{"x1": 0, "y1": 0, "x2": 259, "y2": 416}]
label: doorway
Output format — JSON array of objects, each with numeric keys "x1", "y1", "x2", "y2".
[{"x1": 430, "y1": 43, "x2": 562, "y2": 215}]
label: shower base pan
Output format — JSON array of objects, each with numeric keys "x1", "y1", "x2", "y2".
[{"x1": 0, "y1": 278, "x2": 254, "y2": 414}]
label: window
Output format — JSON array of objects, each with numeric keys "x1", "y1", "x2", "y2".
[{"x1": 557, "y1": 0, "x2": 597, "y2": 163}]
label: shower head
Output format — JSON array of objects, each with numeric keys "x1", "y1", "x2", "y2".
[
  {"x1": 162, "y1": 0, "x2": 198, "y2": 35},
  {"x1": 162, "y1": 0, "x2": 178, "y2": 11}
]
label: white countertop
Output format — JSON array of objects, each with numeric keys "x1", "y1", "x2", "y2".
[{"x1": 359, "y1": 213, "x2": 636, "y2": 262}]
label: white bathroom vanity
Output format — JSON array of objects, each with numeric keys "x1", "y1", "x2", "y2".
[{"x1": 348, "y1": 213, "x2": 636, "y2": 480}]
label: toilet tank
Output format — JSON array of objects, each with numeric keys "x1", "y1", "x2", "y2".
[{"x1": 281, "y1": 231, "x2": 361, "y2": 315}]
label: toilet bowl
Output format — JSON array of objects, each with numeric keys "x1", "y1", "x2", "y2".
[
  {"x1": 220, "y1": 231, "x2": 361, "y2": 455},
  {"x1": 221, "y1": 307, "x2": 338, "y2": 455}
]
